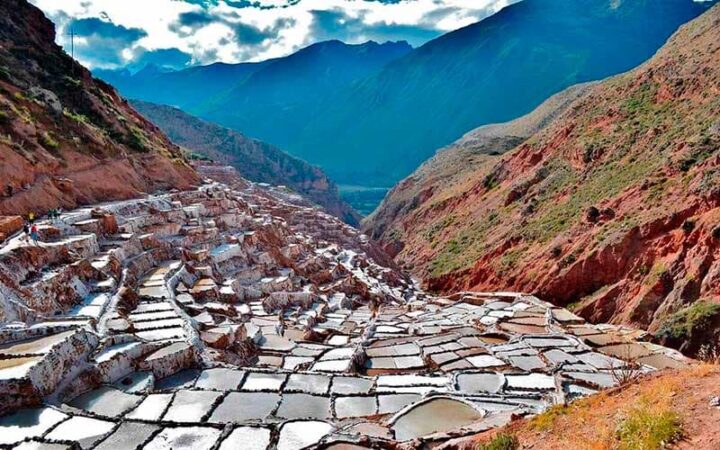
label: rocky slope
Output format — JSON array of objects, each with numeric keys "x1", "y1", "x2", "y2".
[
  {"x1": 364, "y1": 82, "x2": 595, "y2": 255},
  {"x1": 0, "y1": 0, "x2": 199, "y2": 218},
  {"x1": 131, "y1": 100, "x2": 361, "y2": 226},
  {"x1": 366, "y1": 4, "x2": 720, "y2": 356}
]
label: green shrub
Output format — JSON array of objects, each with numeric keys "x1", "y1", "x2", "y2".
[
  {"x1": 615, "y1": 403, "x2": 682, "y2": 450},
  {"x1": 40, "y1": 131, "x2": 59, "y2": 150},
  {"x1": 63, "y1": 109, "x2": 87, "y2": 123},
  {"x1": 476, "y1": 433, "x2": 519, "y2": 450},
  {"x1": 658, "y1": 300, "x2": 720, "y2": 341},
  {"x1": 0, "y1": 66, "x2": 10, "y2": 81},
  {"x1": 126, "y1": 126, "x2": 148, "y2": 152}
]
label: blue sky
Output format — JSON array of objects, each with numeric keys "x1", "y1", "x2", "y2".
[{"x1": 30, "y1": 0, "x2": 517, "y2": 70}]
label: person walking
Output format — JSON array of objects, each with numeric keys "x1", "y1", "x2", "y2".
[
  {"x1": 22, "y1": 222, "x2": 30, "y2": 243},
  {"x1": 30, "y1": 224, "x2": 39, "y2": 246},
  {"x1": 275, "y1": 310, "x2": 286, "y2": 337},
  {"x1": 369, "y1": 297, "x2": 379, "y2": 319}
]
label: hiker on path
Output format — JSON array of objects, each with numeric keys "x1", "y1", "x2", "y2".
[
  {"x1": 30, "y1": 224, "x2": 39, "y2": 246},
  {"x1": 276, "y1": 310, "x2": 286, "y2": 337},
  {"x1": 23, "y1": 222, "x2": 30, "y2": 243},
  {"x1": 369, "y1": 297, "x2": 379, "y2": 319}
]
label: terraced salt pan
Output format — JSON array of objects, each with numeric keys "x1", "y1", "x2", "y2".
[
  {"x1": 377, "y1": 374, "x2": 449, "y2": 387},
  {"x1": 456, "y1": 373, "x2": 505, "y2": 393},
  {"x1": 0, "y1": 330, "x2": 75, "y2": 356},
  {"x1": 284, "y1": 373, "x2": 331, "y2": 394},
  {"x1": 93, "y1": 422, "x2": 159, "y2": 450},
  {"x1": 312, "y1": 359, "x2": 351, "y2": 373},
  {"x1": 144, "y1": 426, "x2": 221, "y2": 450},
  {"x1": 68, "y1": 386, "x2": 142, "y2": 417},
  {"x1": 277, "y1": 420, "x2": 333, "y2": 450},
  {"x1": 505, "y1": 373, "x2": 556, "y2": 391},
  {"x1": 378, "y1": 394, "x2": 422, "y2": 414},
  {"x1": 210, "y1": 392, "x2": 280, "y2": 422},
  {"x1": 0, "y1": 408, "x2": 68, "y2": 445},
  {"x1": 126, "y1": 393, "x2": 174, "y2": 420},
  {"x1": 44, "y1": 416, "x2": 115, "y2": 449},
  {"x1": 194, "y1": 368, "x2": 245, "y2": 391},
  {"x1": 218, "y1": 426, "x2": 271, "y2": 450},
  {"x1": 390, "y1": 397, "x2": 485, "y2": 441},
  {"x1": 466, "y1": 355, "x2": 506, "y2": 368},
  {"x1": 162, "y1": 390, "x2": 222, "y2": 422},
  {"x1": 242, "y1": 372, "x2": 287, "y2": 391},
  {"x1": 335, "y1": 396, "x2": 377, "y2": 418},
  {"x1": 0, "y1": 355, "x2": 41, "y2": 379},
  {"x1": 276, "y1": 393, "x2": 332, "y2": 419},
  {"x1": 331, "y1": 376, "x2": 374, "y2": 394}
]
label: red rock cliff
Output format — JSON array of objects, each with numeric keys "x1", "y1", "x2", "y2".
[{"x1": 0, "y1": 0, "x2": 199, "y2": 217}]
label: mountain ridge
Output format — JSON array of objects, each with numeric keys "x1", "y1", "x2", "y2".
[{"x1": 131, "y1": 100, "x2": 361, "y2": 225}]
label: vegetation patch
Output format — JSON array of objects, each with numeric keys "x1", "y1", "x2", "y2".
[
  {"x1": 428, "y1": 208, "x2": 503, "y2": 277},
  {"x1": 495, "y1": 246, "x2": 525, "y2": 275},
  {"x1": 424, "y1": 214, "x2": 455, "y2": 243},
  {"x1": 126, "y1": 126, "x2": 148, "y2": 152},
  {"x1": 39, "y1": 131, "x2": 59, "y2": 150},
  {"x1": 530, "y1": 404, "x2": 569, "y2": 431},
  {"x1": 63, "y1": 109, "x2": 88, "y2": 123},
  {"x1": 187, "y1": 151, "x2": 213, "y2": 161},
  {"x1": 615, "y1": 399, "x2": 682, "y2": 450},
  {"x1": 476, "y1": 433, "x2": 519, "y2": 450},
  {"x1": 657, "y1": 300, "x2": 720, "y2": 341}
]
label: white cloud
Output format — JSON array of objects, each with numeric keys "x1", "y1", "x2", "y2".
[{"x1": 30, "y1": 0, "x2": 519, "y2": 69}]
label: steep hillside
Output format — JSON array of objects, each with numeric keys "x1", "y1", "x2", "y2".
[
  {"x1": 292, "y1": 0, "x2": 714, "y2": 186},
  {"x1": 370, "y1": 4, "x2": 720, "y2": 356},
  {"x1": 364, "y1": 81, "x2": 596, "y2": 254},
  {"x1": 96, "y1": 40, "x2": 412, "y2": 151},
  {"x1": 0, "y1": 0, "x2": 198, "y2": 217},
  {"x1": 132, "y1": 100, "x2": 361, "y2": 226}
]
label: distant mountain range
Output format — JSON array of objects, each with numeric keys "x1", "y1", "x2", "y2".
[
  {"x1": 96, "y1": 0, "x2": 714, "y2": 191},
  {"x1": 131, "y1": 100, "x2": 360, "y2": 225},
  {"x1": 96, "y1": 39, "x2": 412, "y2": 157}
]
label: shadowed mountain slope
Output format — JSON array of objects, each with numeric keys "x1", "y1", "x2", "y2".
[{"x1": 132, "y1": 100, "x2": 360, "y2": 225}]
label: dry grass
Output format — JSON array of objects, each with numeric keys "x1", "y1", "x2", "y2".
[
  {"x1": 486, "y1": 373, "x2": 692, "y2": 450},
  {"x1": 615, "y1": 399, "x2": 682, "y2": 450}
]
